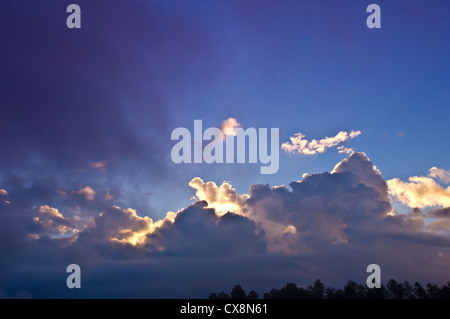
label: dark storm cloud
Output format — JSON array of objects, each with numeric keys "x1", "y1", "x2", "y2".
[
  {"x1": 428, "y1": 207, "x2": 450, "y2": 218},
  {"x1": 149, "y1": 201, "x2": 266, "y2": 257}
]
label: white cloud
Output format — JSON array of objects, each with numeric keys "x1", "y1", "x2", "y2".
[
  {"x1": 428, "y1": 167, "x2": 450, "y2": 184},
  {"x1": 38, "y1": 205, "x2": 64, "y2": 219},
  {"x1": 387, "y1": 176, "x2": 450, "y2": 208},
  {"x1": 73, "y1": 186, "x2": 96, "y2": 200},
  {"x1": 337, "y1": 146, "x2": 354, "y2": 154},
  {"x1": 33, "y1": 205, "x2": 79, "y2": 238},
  {"x1": 282, "y1": 130, "x2": 361, "y2": 155},
  {"x1": 188, "y1": 177, "x2": 249, "y2": 216}
]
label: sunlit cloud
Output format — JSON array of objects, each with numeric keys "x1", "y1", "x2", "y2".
[
  {"x1": 387, "y1": 176, "x2": 450, "y2": 208},
  {"x1": 94, "y1": 206, "x2": 177, "y2": 247},
  {"x1": 0, "y1": 189, "x2": 9, "y2": 204},
  {"x1": 219, "y1": 117, "x2": 241, "y2": 137},
  {"x1": 428, "y1": 167, "x2": 450, "y2": 184},
  {"x1": 73, "y1": 186, "x2": 96, "y2": 200},
  {"x1": 32, "y1": 205, "x2": 79, "y2": 238},
  {"x1": 337, "y1": 146, "x2": 354, "y2": 154},
  {"x1": 282, "y1": 130, "x2": 361, "y2": 155},
  {"x1": 109, "y1": 207, "x2": 154, "y2": 246},
  {"x1": 188, "y1": 177, "x2": 249, "y2": 216},
  {"x1": 89, "y1": 160, "x2": 108, "y2": 173}
]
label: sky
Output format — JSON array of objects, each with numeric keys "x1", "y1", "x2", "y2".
[{"x1": 0, "y1": 0, "x2": 450, "y2": 298}]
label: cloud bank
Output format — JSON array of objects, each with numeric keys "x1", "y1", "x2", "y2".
[{"x1": 1, "y1": 153, "x2": 449, "y2": 298}]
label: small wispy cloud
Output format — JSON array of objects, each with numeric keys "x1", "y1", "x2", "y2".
[
  {"x1": 219, "y1": 117, "x2": 241, "y2": 136},
  {"x1": 282, "y1": 130, "x2": 361, "y2": 155},
  {"x1": 89, "y1": 160, "x2": 108, "y2": 172},
  {"x1": 337, "y1": 146, "x2": 354, "y2": 154},
  {"x1": 0, "y1": 189, "x2": 8, "y2": 198},
  {"x1": 103, "y1": 190, "x2": 114, "y2": 201}
]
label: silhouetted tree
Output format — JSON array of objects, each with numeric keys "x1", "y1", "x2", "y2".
[
  {"x1": 439, "y1": 282, "x2": 450, "y2": 299},
  {"x1": 230, "y1": 285, "x2": 247, "y2": 299},
  {"x1": 426, "y1": 283, "x2": 440, "y2": 299},
  {"x1": 209, "y1": 292, "x2": 218, "y2": 299},
  {"x1": 387, "y1": 279, "x2": 405, "y2": 299},
  {"x1": 333, "y1": 289, "x2": 346, "y2": 299},
  {"x1": 325, "y1": 287, "x2": 336, "y2": 299},
  {"x1": 247, "y1": 290, "x2": 259, "y2": 299},
  {"x1": 280, "y1": 282, "x2": 310, "y2": 299},
  {"x1": 280, "y1": 282, "x2": 302, "y2": 299},
  {"x1": 209, "y1": 279, "x2": 450, "y2": 299},
  {"x1": 263, "y1": 282, "x2": 310, "y2": 299},
  {"x1": 365, "y1": 284, "x2": 388, "y2": 299},
  {"x1": 217, "y1": 291, "x2": 231, "y2": 299},
  {"x1": 403, "y1": 281, "x2": 415, "y2": 299},
  {"x1": 344, "y1": 280, "x2": 365, "y2": 299},
  {"x1": 308, "y1": 279, "x2": 325, "y2": 299},
  {"x1": 325, "y1": 287, "x2": 345, "y2": 299},
  {"x1": 263, "y1": 288, "x2": 280, "y2": 299},
  {"x1": 414, "y1": 282, "x2": 427, "y2": 299}
]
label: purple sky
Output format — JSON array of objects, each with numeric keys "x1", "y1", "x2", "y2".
[{"x1": 1, "y1": 0, "x2": 450, "y2": 298}]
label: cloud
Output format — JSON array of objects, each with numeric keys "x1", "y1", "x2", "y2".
[
  {"x1": 32, "y1": 205, "x2": 79, "y2": 238},
  {"x1": 99, "y1": 207, "x2": 155, "y2": 246},
  {"x1": 219, "y1": 117, "x2": 241, "y2": 136},
  {"x1": 282, "y1": 130, "x2": 361, "y2": 155},
  {"x1": 428, "y1": 167, "x2": 450, "y2": 184},
  {"x1": 188, "y1": 177, "x2": 249, "y2": 216},
  {"x1": 2, "y1": 152, "x2": 450, "y2": 297},
  {"x1": 89, "y1": 160, "x2": 108, "y2": 171},
  {"x1": 0, "y1": 189, "x2": 8, "y2": 198},
  {"x1": 428, "y1": 207, "x2": 450, "y2": 218},
  {"x1": 188, "y1": 177, "x2": 299, "y2": 254},
  {"x1": 103, "y1": 190, "x2": 114, "y2": 201},
  {"x1": 78, "y1": 206, "x2": 176, "y2": 249},
  {"x1": 149, "y1": 202, "x2": 266, "y2": 257},
  {"x1": 387, "y1": 176, "x2": 450, "y2": 208},
  {"x1": 187, "y1": 153, "x2": 391, "y2": 254},
  {"x1": 73, "y1": 186, "x2": 96, "y2": 201},
  {"x1": 337, "y1": 146, "x2": 354, "y2": 154},
  {"x1": 0, "y1": 189, "x2": 8, "y2": 204},
  {"x1": 427, "y1": 219, "x2": 450, "y2": 235}
]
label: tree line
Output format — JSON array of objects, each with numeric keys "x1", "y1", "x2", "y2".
[{"x1": 209, "y1": 279, "x2": 450, "y2": 299}]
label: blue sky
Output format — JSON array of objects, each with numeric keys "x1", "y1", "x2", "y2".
[{"x1": 1, "y1": 0, "x2": 450, "y2": 298}]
